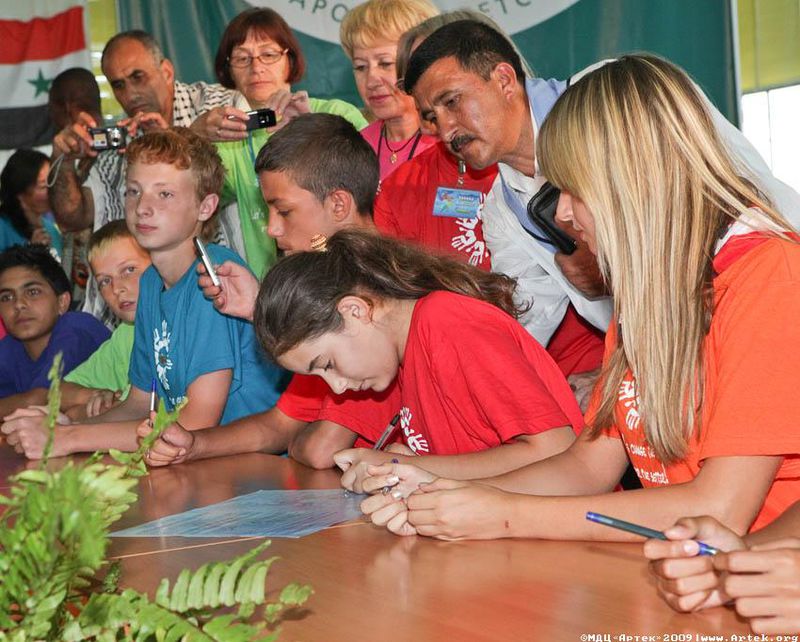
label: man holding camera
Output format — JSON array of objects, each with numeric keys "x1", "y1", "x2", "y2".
[
  {"x1": 49, "y1": 30, "x2": 237, "y2": 325},
  {"x1": 404, "y1": 21, "x2": 800, "y2": 399}
]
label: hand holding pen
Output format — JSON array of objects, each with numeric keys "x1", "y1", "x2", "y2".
[
  {"x1": 335, "y1": 413, "x2": 402, "y2": 494},
  {"x1": 640, "y1": 515, "x2": 747, "y2": 613}
]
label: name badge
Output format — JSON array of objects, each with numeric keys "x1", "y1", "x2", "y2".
[{"x1": 433, "y1": 187, "x2": 483, "y2": 219}]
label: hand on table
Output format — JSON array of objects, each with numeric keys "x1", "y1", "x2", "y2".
[
  {"x1": 406, "y1": 478, "x2": 517, "y2": 540},
  {"x1": 197, "y1": 260, "x2": 258, "y2": 321},
  {"x1": 358, "y1": 462, "x2": 438, "y2": 537},
  {"x1": 190, "y1": 106, "x2": 249, "y2": 142},
  {"x1": 1, "y1": 405, "x2": 71, "y2": 459},
  {"x1": 358, "y1": 461, "x2": 435, "y2": 499},
  {"x1": 643, "y1": 516, "x2": 746, "y2": 613},
  {"x1": 137, "y1": 415, "x2": 195, "y2": 466},
  {"x1": 334, "y1": 447, "x2": 408, "y2": 494},
  {"x1": 716, "y1": 538, "x2": 800, "y2": 635},
  {"x1": 85, "y1": 389, "x2": 121, "y2": 418}
]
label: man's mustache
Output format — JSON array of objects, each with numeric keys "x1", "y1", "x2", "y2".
[{"x1": 450, "y1": 134, "x2": 474, "y2": 153}]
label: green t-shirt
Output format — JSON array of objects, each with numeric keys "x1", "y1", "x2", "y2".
[
  {"x1": 64, "y1": 322, "x2": 133, "y2": 399},
  {"x1": 216, "y1": 97, "x2": 368, "y2": 278}
]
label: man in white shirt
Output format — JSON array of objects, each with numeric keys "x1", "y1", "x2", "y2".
[{"x1": 404, "y1": 20, "x2": 800, "y2": 350}]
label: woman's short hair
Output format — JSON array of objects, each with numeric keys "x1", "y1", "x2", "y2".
[
  {"x1": 340, "y1": 0, "x2": 439, "y2": 59},
  {"x1": 215, "y1": 7, "x2": 305, "y2": 88}
]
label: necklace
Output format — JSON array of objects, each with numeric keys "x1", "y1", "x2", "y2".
[{"x1": 378, "y1": 124, "x2": 422, "y2": 164}]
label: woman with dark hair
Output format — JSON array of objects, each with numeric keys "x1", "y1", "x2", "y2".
[
  {"x1": 194, "y1": 8, "x2": 366, "y2": 278},
  {"x1": 0, "y1": 150, "x2": 62, "y2": 257}
]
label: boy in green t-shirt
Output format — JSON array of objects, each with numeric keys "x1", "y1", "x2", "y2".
[
  {"x1": 61, "y1": 220, "x2": 151, "y2": 418},
  {"x1": 0, "y1": 221, "x2": 149, "y2": 419}
]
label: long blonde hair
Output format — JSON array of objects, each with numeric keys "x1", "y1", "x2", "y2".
[{"x1": 538, "y1": 54, "x2": 792, "y2": 463}]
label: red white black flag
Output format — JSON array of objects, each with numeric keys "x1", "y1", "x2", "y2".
[{"x1": 0, "y1": 1, "x2": 91, "y2": 149}]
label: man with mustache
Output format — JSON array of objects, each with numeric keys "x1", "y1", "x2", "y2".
[
  {"x1": 49, "y1": 31, "x2": 237, "y2": 326},
  {"x1": 404, "y1": 20, "x2": 800, "y2": 382}
]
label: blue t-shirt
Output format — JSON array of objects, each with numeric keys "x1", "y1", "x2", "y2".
[
  {"x1": 0, "y1": 311, "x2": 110, "y2": 396},
  {"x1": 128, "y1": 244, "x2": 287, "y2": 424}
]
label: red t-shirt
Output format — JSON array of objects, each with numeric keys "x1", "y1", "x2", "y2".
[
  {"x1": 374, "y1": 141, "x2": 496, "y2": 271},
  {"x1": 276, "y1": 374, "x2": 398, "y2": 449},
  {"x1": 590, "y1": 234, "x2": 800, "y2": 531},
  {"x1": 546, "y1": 304, "x2": 605, "y2": 375},
  {"x1": 275, "y1": 374, "x2": 329, "y2": 422},
  {"x1": 320, "y1": 291, "x2": 584, "y2": 455}
]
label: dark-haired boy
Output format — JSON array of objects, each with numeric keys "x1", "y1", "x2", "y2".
[{"x1": 0, "y1": 245, "x2": 109, "y2": 416}]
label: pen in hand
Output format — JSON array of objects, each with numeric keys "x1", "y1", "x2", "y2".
[
  {"x1": 586, "y1": 512, "x2": 719, "y2": 555},
  {"x1": 373, "y1": 413, "x2": 402, "y2": 495},
  {"x1": 373, "y1": 412, "x2": 401, "y2": 451}
]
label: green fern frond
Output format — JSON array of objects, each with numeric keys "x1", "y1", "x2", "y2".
[
  {"x1": 41, "y1": 352, "x2": 64, "y2": 465},
  {"x1": 0, "y1": 364, "x2": 312, "y2": 641}
]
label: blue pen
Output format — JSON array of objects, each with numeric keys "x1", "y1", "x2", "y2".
[{"x1": 586, "y1": 512, "x2": 719, "y2": 555}]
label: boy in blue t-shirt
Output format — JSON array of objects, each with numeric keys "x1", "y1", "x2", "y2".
[
  {"x1": 0, "y1": 244, "x2": 109, "y2": 418},
  {"x1": 1, "y1": 128, "x2": 286, "y2": 459}
]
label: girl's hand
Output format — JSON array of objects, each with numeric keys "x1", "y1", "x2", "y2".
[
  {"x1": 360, "y1": 492, "x2": 417, "y2": 536},
  {"x1": 359, "y1": 462, "x2": 435, "y2": 498},
  {"x1": 644, "y1": 516, "x2": 746, "y2": 613},
  {"x1": 190, "y1": 106, "x2": 249, "y2": 142},
  {"x1": 196, "y1": 260, "x2": 258, "y2": 321},
  {"x1": 716, "y1": 539, "x2": 800, "y2": 635},
  {"x1": 384, "y1": 442, "x2": 416, "y2": 456},
  {"x1": 406, "y1": 478, "x2": 517, "y2": 540},
  {"x1": 334, "y1": 448, "x2": 404, "y2": 493}
]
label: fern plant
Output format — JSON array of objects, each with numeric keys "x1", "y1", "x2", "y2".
[{"x1": 0, "y1": 354, "x2": 312, "y2": 641}]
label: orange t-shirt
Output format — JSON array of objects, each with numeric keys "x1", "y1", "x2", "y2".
[{"x1": 592, "y1": 234, "x2": 800, "y2": 531}]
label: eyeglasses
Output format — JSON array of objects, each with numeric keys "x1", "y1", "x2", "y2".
[{"x1": 228, "y1": 49, "x2": 287, "y2": 68}]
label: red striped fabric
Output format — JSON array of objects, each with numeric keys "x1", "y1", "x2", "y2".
[{"x1": 0, "y1": 6, "x2": 85, "y2": 65}]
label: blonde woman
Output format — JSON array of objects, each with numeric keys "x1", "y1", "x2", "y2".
[
  {"x1": 340, "y1": 0, "x2": 439, "y2": 180},
  {"x1": 357, "y1": 55, "x2": 800, "y2": 541}
]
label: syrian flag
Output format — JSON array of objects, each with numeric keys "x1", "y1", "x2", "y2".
[{"x1": 0, "y1": 1, "x2": 91, "y2": 149}]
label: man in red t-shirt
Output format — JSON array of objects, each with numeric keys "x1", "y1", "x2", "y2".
[{"x1": 375, "y1": 141, "x2": 495, "y2": 271}]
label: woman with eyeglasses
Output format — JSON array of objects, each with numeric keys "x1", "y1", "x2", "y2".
[
  {"x1": 340, "y1": 0, "x2": 439, "y2": 182},
  {"x1": 198, "y1": 8, "x2": 367, "y2": 277}
]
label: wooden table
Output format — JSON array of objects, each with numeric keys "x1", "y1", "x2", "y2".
[{"x1": 1, "y1": 446, "x2": 751, "y2": 640}]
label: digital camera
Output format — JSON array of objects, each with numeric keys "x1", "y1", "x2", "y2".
[
  {"x1": 245, "y1": 108, "x2": 277, "y2": 131},
  {"x1": 88, "y1": 126, "x2": 127, "y2": 152}
]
